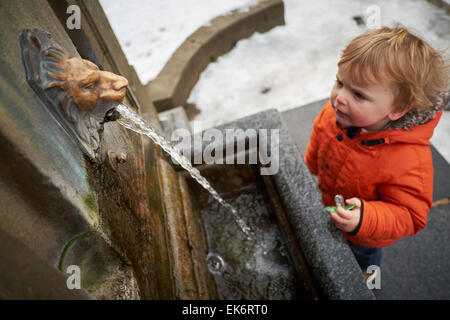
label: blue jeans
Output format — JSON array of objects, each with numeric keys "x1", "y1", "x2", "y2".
[{"x1": 347, "y1": 240, "x2": 382, "y2": 272}]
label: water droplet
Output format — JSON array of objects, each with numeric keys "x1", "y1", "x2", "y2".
[{"x1": 207, "y1": 253, "x2": 226, "y2": 275}]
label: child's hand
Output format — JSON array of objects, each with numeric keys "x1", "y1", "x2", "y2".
[{"x1": 329, "y1": 198, "x2": 361, "y2": 233}]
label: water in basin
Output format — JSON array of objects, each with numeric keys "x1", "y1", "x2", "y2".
[{"x1": 186, "y1": 165, "x2": 312, "y2": 300}]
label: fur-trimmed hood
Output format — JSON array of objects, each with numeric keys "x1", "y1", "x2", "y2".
[
  {"x1": 386, "y1": 103, "x2": 443, "y2": 130},
  {"x1": 332, "y1": 100, "x2": 443, "y2": 147},
  {"x1": 349, "y1": 107, "x2": 442, "y2": 147},
  {"x1": 387, "y1": 91, "x2": 448, "y2": 130}
]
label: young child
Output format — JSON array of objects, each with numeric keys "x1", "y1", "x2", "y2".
[{"x1": 304, "y1": 25, "x2": 448, "y2": 275}]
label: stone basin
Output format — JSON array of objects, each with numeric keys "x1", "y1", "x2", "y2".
[
  {"x1": 183, "y1": 163, "x2": 316, "y2": 299},
  {"x1": 173, "y1": 109, "x2": 375, "y2": 300}
]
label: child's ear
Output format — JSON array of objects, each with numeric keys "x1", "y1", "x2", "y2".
[{"x1": 388, "y1": 106, "x2": 411, "y2": 121}]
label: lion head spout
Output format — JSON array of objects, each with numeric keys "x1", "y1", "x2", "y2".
[
  {"x1": 21, "y1": 29, "x2": 129, "y2": 161},
  {"x1": 42, "y1": 47, "x2": 128, "y2": 111}
]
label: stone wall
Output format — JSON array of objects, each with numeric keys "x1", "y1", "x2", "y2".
[{"x1": 0, "y1": 0, "x2": 213, "y2": 299}]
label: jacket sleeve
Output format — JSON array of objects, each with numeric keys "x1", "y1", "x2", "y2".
[
  {"x1": 351, "y1": 146, "x2": 433, "y2": 242},
  {"x1": 304, "y1": 102, "x2": 330, "y2": 175}
]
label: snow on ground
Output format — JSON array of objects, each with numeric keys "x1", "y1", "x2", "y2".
[
  {"x1": 188, "y1": 0, "x2": 449, "y2": 126},
  {"x1": 99, "y1": 0, "x2": 261, "y2": 84},
  {"x1": 100, "y1": 0, "x2": 450, "y2": 163}
]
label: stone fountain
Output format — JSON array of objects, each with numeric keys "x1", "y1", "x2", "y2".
[{"x1": 0, "y1": 0, "x2": 373, "y2": 300}]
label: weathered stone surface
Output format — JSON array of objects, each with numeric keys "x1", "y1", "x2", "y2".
[
  {"x1": 0, "y1": 0, "x2": 164, "y2": 300},
  {"x1": 159, "y1": 158, "x2": 198, "y2": 299},
  {"x1": 141, "y1": 140, "x2": 175, "y2": 299},
  {"x1": 86, "y1": 121, "x2": 161, "y2": 299},
  {"x1": 60, "y1": 230, "x2": 140, "y2": 299},
  {"x1": 0, "y1": 0, "x2": 97, "y2": 278},
  {"x1": 158, "y1": 158, "x2": 216, "y2": 299},
  {"x1": 0, "y1": 225, "x2": 92, "y2": 300},
  {"x1": 178, "y1": 175, "x2": 218, "y2": 299}
]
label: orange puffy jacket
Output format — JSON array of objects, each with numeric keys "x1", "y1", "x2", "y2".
[{"x1": 304, "y1": 100, "x2": 442, "y2": 248}]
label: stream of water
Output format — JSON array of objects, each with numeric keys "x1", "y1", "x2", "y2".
[{"x1": 116, "y1": 104, "x2": 254, "y2": 246}]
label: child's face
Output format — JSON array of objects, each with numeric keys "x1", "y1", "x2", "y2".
[{"x1": 330, "y1": 63, "x2": 406, "y2": 131}]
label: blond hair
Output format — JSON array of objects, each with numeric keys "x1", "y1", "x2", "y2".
[{"x1": 338, "y1": 25, "x2": 448, "y2": 112}]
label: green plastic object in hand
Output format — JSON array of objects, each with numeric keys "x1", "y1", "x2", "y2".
[{"x1": 325, "y1": 204, "x2": 356, "y2": 213}]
